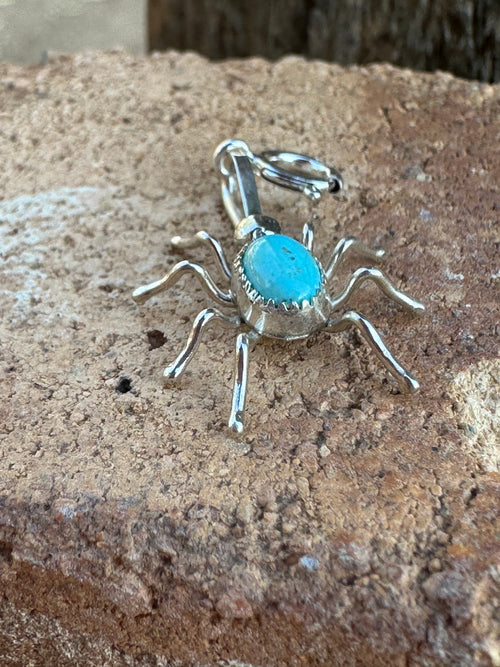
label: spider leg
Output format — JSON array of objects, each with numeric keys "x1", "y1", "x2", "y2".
[
  {"x1": 229, "y1": 331, "x2": 259, "y2": 434},
  {"x1": 325, "y1": 236, "x2": 386, "y2": 280},
  {"x1": 328, "y1": 266, "x2": 425, "y2": 315},
  {"x1": 326, "y1": 311, "x2": 420, "y2": 393},
  {"x1": 302, "y1": 220, "x2": 315, "y2": 252},
  {"x1": 171, "y1": 230, "x2": 232, "y2": 281},
  {"x1": 132, "y1": 260, "x2": 234, "y2": 307},
  {"x1": 164, "y1": 307, "x2": 241, "y2": 379}
]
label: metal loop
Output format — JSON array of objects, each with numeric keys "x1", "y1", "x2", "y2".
[
  {"x1": 256, "y1": 150, "x2": 343, "y2": 200},
  {"x1": 213, "y1": 140, "x2": 263, "y2": 231},
  {"x1": 213, "y1": 139, "x2": 343, "y2": 237}
]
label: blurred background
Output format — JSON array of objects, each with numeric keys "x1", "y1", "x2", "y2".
[
  {"x1": 0, "y1": 0, "x2": 498, "y2": 82},
  {"x1": 0, "y1": 0, "x2": 146, "y2": 64}
]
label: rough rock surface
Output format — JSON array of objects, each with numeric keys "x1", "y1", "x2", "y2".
[{"x1": 0, "y1": 51, "x2": 499, "y2": 666}]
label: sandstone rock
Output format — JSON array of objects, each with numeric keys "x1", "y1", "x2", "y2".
[{"x1": 0, "y1": 51, "x2": 498, "y2": 665}]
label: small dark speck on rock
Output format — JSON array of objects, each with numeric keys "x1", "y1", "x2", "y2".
[
  {"x1": 115, "y1": 377, "x2": 132, "y2": 394},
  {"x1": 360, "y1": 190, "x2": 379, "y2": 208},
  {"x1": 147, "y1": 329, "x2": 167, "y2": 350},
  {"x1": 170, "y1": 112, "x2": 183, "y2": 124}
]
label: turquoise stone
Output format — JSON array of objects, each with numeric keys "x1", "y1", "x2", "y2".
[{"x1": 242, "y1": 234, "x2": 322, "y2": 305}]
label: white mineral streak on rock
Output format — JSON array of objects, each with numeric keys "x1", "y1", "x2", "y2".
[
  {"x1": 444, "y1": 267, "x2": 464, "y2": 281},
  {"x1": 0, "y1": 187, "x2": 111, "y2": 321}
]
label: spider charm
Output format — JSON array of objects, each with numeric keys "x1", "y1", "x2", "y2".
[{"x1": 133, "y1": 140, "x2": 424, "y2": 433}]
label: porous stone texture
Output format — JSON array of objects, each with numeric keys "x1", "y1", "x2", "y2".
[{"x1": 0, "y1": 51, "x2": 499, "y2": 666}]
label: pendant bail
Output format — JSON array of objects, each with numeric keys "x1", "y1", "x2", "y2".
[{"x1": 213, "y1": 139, "x2": 343, "y2": 240}]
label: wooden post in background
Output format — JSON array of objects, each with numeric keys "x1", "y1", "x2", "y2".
[{"x1": 149, "y1": 0, "x2": 499, "y2": 82}]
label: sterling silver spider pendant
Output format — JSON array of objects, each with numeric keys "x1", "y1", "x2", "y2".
[{"x1": 132, "y1": 139, "x2": 424, "y2": 433}]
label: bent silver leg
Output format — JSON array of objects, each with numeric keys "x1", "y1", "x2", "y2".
[
  {"x1": 325, "y1": 236, "x2": 386, "y2": 280},
  {"x1": 302, "y1": 220, "x2": 315, "y2": 252},
  {"x1": 132, "y1": 260, "x2": 235, "y2": 307},
  {"x1": 171, "y1": 230, "x2": 232, "y2": 281},
  {"x1": 229, "y1": 331, "x2": 259, "y2": 434},
  {"x1": 328, "y1": 266, "x2": 425, "y2": 315},
  {"x1": 326, "y1": 310, "x2": 420, "y2": 393},
  {"x1": 164, "y1": 307, "x2": 241, "y2": 379}
]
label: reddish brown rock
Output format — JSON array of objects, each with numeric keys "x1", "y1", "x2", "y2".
[{"x1": 0, "y1": 51, "x2": 498, "y2": 665}]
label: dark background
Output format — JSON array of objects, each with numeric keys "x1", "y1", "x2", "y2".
[{"x1": 149, "y1": 0, "x2": 500, "y2": 83}]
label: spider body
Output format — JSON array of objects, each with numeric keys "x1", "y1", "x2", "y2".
[
  {"x1": 132, "y1": 141, "x2": 424, "y2": 433},
  {"x1": 233, "y1": 231, "x2": 329, "y2": 340}
]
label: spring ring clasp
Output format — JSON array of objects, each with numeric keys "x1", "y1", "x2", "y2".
[{"x1": 213, "y1": 139, "x2": 343, "y2": 239}]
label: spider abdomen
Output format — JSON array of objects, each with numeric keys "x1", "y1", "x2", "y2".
[
  {"x1": 243, "y1": 234, "x2": 322, "y2": 305},
  {"x1": 233, "y1": 233, "x2": 330, "y2": 340}
]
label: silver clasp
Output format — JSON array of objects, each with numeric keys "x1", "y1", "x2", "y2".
[
  {"x1": 213, "y1": 139, "x2": 343, "y2": 240},
  {"x1": 257, "y1": 150, "x2": 343, "y2": 199}
]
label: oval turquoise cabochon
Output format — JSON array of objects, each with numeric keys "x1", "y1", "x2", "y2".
[{"x1": 242, "y1": 234, "x2": 322, "y2": 305}]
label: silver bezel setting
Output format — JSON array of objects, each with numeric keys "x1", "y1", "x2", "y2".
[{"x1": 232, "y1": 240, "x2": 330, "y2": 340}]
